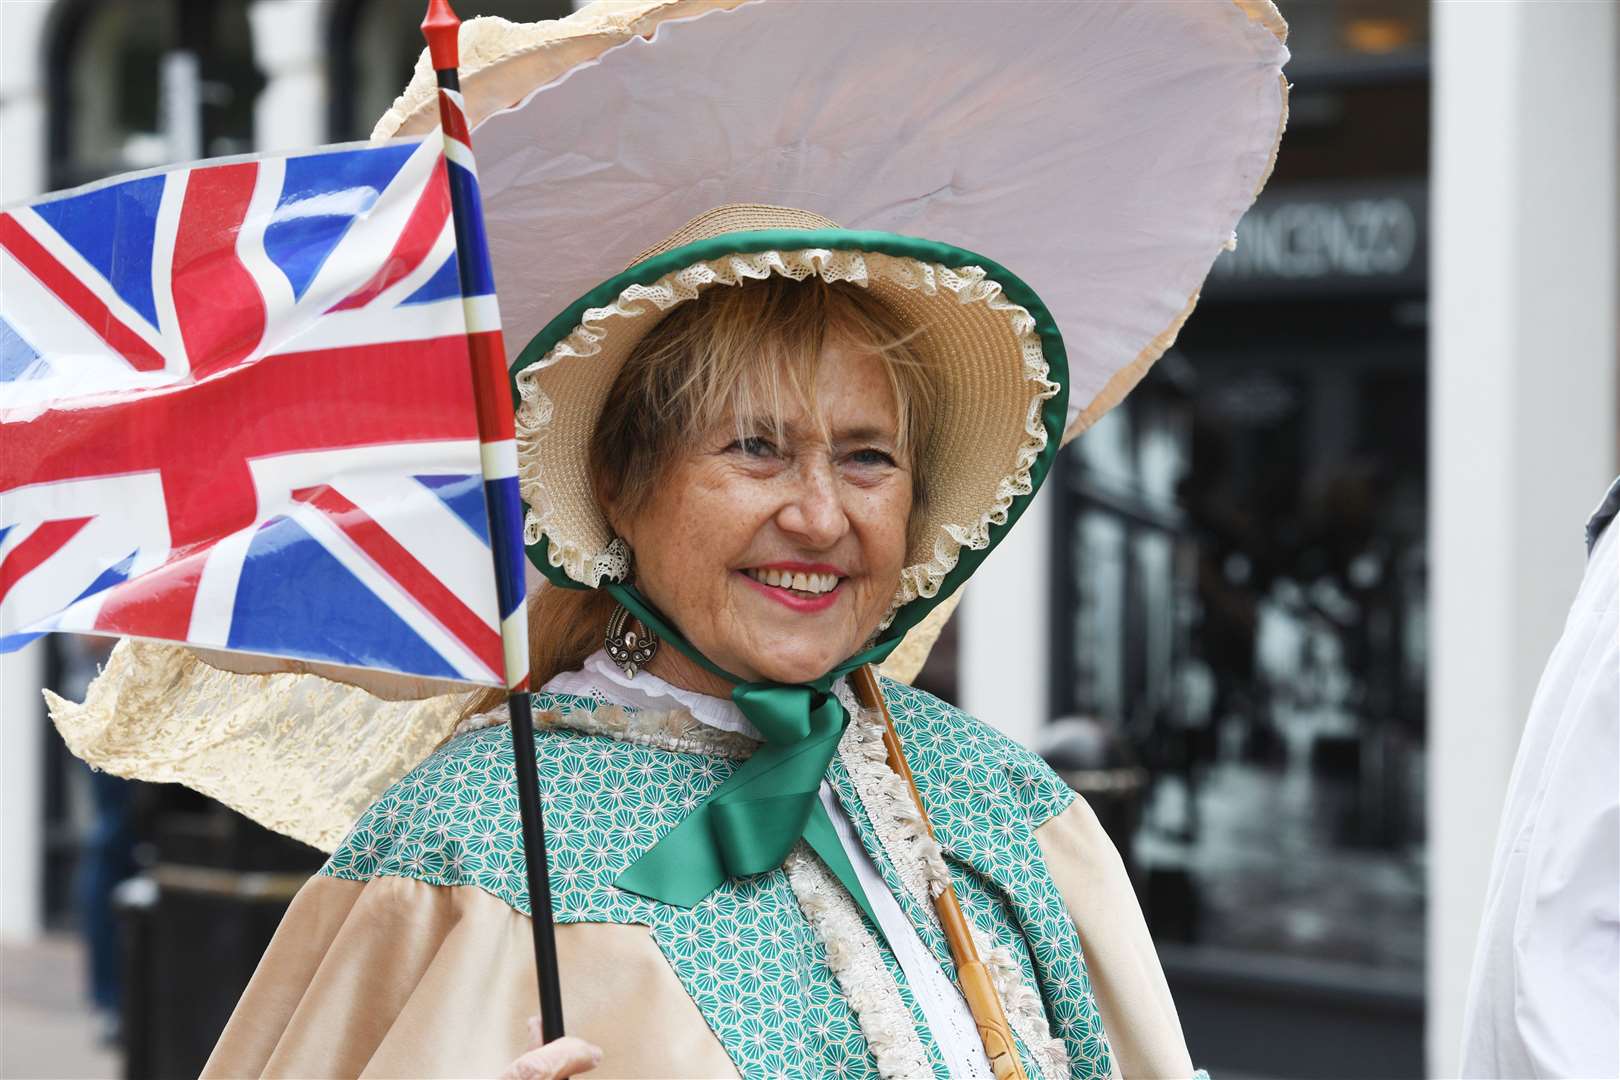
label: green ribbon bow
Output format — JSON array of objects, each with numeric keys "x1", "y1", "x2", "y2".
[{"x1": 603, "y1": 582, "x2": 896, "y2": 929}]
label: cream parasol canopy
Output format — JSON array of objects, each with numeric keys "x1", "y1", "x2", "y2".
[{"x1": 51, "y1": 0, "x2": 1289, "y2": 853}]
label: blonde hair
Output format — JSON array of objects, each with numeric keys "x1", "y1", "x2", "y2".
[{"x1": 466, "y1": 276, "x2": 934, "y2": 717}]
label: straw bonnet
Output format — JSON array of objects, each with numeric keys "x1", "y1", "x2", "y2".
[
  {"x1": 511, "y1": 203, "x2": 1066, "y2": 645},
  {"x1": 50, "y1": 0, "x2": 1289, "y2": 851}
]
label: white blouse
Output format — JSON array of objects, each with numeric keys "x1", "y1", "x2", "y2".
[
  {"x1": 545, "y1": 651, "x2": 995, "y2": 1078},
  {"x1": 1459, "y1": 511, "x2": 1619, "y2": 1078}
]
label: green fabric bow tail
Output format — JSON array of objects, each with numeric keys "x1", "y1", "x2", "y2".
[
  {"x1": 604, "y1": 583, "x2": 891, "y2": 930},
  {"x1": 613, "y1": 682, "x2": 880, "y2": 929}
]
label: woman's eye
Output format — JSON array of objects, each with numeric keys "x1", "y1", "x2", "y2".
[
  {"x1": 725, "y1": 436, "x2": 778, "y2": 458},
  {"x1": 848, "y1": 447, "x2": 897, "y2": 468}
]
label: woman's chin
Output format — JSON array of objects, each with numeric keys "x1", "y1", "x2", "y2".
[{"x1": 740, "y1": 648, "x2": 846, "y2": 686}]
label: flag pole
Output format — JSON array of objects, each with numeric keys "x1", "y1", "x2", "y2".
[{"x1": 422, "y1": 0, "x2": 565, "y2": 1042}]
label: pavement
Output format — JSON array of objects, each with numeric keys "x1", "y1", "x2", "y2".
[
  {"x1": 1136, "y1": 714, "x2": 1424, "y2": 972},
  {"x1": 1, "y1": 935, "x2": 120, "y2": 1080}
]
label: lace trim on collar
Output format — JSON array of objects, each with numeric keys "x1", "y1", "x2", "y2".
[
  {"x1": 833, "y1": 684, "x2": 1071, "y2": 1080},
  {"x1": 457, "y1": 695, "x2": 760, "y2": 760},
  {"x1": 783, "y1": 844, "x2": 935, "y2": 1078}
]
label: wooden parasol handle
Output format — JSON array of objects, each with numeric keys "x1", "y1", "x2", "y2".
[{"x1": 852, "y1": 665, "x2": 1028, "y2": 1080}]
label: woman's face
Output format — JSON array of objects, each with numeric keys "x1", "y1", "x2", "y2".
[{"x1": 613, "y1": 340, "x2": 914, "y2": 688}]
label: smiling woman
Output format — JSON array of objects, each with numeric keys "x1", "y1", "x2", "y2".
[
  {"x1": 192, "y1": 202, "x2": 1210, "y2": 1080},
  {"x1": 44, "y1": 2, "x2": 1290, "y2": 1075},
  {"x1": 531, "y1": 276, "x2": 933, "y2": 699},
  {"x1": 463, "y1": 273, "x2": 937, "y2": 714},
  {"x1": 607, "y1": 305, "x2": 919, "y2": 691}
]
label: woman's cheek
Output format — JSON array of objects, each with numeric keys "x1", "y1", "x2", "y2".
[{"x1": 868, "y1": 486, "x2": 914, "y2": 571}]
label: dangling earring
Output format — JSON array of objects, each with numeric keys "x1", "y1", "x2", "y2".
[{"x1": 605, "y1": 604, "x2": 659, "y2": 679}]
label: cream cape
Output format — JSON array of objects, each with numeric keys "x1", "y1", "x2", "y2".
[
  {"x1": 199, "y1": 676, "x2": 1194, "y2": 1079},
  {"x1": 45, "y1": 625, "x2": 955, "y2": 857}
]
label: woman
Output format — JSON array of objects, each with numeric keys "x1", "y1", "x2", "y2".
[
  {"x1": 50, "y1": 4, "x2": 1289, "y2": 1077},
  {"x1": 196, "y1": 204, "x2": 1194, "y2": 1078}
]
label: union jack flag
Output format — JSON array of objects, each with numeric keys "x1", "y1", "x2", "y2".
[{"x1": 0, "y1": 136, "x2": 507, "y2": 685}]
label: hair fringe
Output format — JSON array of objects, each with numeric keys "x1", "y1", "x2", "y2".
[{"x1": 597, "y1": 276, "x2": 935, "y2": 529}]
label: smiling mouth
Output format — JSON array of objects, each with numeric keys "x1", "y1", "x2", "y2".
[{"x1": 742, "y1": 567, "x2": 842, "y2": 598}]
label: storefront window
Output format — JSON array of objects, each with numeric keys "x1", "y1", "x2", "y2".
[
  {"x1": 1070, "y1": 510, "x2": 1126, "y2": 722},
  {"x1": 1052, "y1": 12, "x2": 1429, "y2": 1066},
  {"x1": 1054, "y1": 314, "x2": 1428, "y2": 1072},
  {"x1": 48, "y1": 0, "x2": 259, "y2": 189},
  {"x1": 1282, "y1": 0, "x2": 1429, "y2": 66}
]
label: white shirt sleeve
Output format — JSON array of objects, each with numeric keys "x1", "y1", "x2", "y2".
[{"x1": 1459, "y1": 519, "x2": 1620, "y2": 1079}]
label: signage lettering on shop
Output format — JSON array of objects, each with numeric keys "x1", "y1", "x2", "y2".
[{"x1": 1207, "y1": 180, "x2": 1427, "y2": 298}]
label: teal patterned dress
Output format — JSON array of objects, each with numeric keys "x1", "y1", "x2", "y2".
[{"x1": 310, "y1": 675, "x2": 1194, "y2": 1079}]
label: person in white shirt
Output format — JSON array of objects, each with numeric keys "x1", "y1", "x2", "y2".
[{"x1": 1460, "y1": 475, "x2": 1620, "y2": 1078}]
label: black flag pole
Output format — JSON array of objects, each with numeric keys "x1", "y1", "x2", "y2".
[{"x1": 421, "y1": 0, "x2": 565, "y2": 1043}]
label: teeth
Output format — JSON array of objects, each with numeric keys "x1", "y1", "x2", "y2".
[{"x1": 746, "y1": 568, "x2": 839, "y2": 595}]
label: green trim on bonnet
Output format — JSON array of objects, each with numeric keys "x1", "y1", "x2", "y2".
[{"x1": 510, "y1": 227, "x2": 1070, "y2": 645}]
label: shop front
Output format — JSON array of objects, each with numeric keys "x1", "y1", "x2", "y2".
[{"x1": 1049, "y1": 28, "x2": 1431, "y2": 1077}]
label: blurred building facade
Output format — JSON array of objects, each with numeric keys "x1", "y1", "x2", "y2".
[
  {"x1": 0, "y1": 2, "x2": 1614, "y2": 1078},
  {"x1": 1058, "y1": 20, "x2": 1431, "y2": 1075}
]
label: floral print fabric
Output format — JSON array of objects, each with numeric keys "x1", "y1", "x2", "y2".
[{"x1": 323, "y1": 678, "x2": 1114, "y2": 1078}]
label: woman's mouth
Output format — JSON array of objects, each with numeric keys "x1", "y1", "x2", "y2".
[
  {"x1": 744, "y1": 567, "x2": 839, "y2": 594},
  {"x1": 738, "y1": 566, "x2": 844, "y2": 612}
]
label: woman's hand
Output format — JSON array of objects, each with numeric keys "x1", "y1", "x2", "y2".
[{"x1": 498, "y1": 1016, "x2": 602, "y2": 1080}]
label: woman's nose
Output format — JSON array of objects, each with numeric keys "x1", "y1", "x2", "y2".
[{"x1": 776, "y1": 458, "x2": 848, "y2": 547}]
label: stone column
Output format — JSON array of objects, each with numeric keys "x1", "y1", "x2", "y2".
[
  {"x1": 0, "y1": 0, "x2": 54, "y2": 944},
  {"x1": 1429, "y1": 3, "x2": 1619, "y2": 1073},
  {"x1": 960, "y1": 485, "x2": 1054, "y2": 749},
  {"x1": 0, "y1": 2, "x2": 51, "y2": 202},
  {"x1": 249, "y1": 0, "x2": 329, "y2": 153}
]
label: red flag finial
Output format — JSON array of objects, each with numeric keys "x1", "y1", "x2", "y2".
[{"x1": 422, "y1": 0, "x2": 461, "y2": 71}]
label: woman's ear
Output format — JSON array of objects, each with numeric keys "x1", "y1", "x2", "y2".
[
  {"x1": 605, "y1": 505, "x2": 632, "y2": 548},
  {"x1": 594, "y1": 469, "x2": 630, "y2": 545}
]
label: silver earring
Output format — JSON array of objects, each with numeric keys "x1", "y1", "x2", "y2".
[{"x1": 605, "y1": 604, "x2": 658, "y2": 679}]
